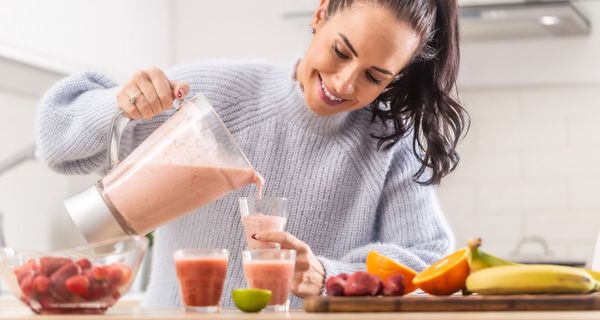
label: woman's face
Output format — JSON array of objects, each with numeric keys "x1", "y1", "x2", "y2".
[{"x1": 297, "y1": 1, "x2": 420, "y2": 116}]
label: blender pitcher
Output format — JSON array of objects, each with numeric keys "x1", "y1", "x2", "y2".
[{"x1": 64, "y1": 94, "x2": 263, "y2": 243}]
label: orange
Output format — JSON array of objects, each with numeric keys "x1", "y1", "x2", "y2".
[
  {"x1": 366, "y1": 251, "x2": 418, "y2": 294},
  {"x1": 412, "y1": 248, "x2": 470, "y2": 296}
]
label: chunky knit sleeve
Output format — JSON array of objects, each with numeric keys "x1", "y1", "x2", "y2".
[
  {"x1": 35, "y1": 61, "x2": 260, "y2": 175},
  {"x1": 34, "y1": 71, "x2": 121, "y2": 175}
]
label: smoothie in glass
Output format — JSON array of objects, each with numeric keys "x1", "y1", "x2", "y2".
[
  {"x1": 242, "y1": 249, "x2": 296, "y2": 312},
  {"x1": 174, "y1": 249, "x2": 228, "y2": 313},
  {"x1": 241, "y1": 214, "x2": 287, "y2": 249},
  {"x1": 239, "y1": 197, "x2": 288, "y2": 249}
]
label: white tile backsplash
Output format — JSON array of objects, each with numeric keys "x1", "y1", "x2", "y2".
[
  {"x1": 437, "y1": 183, "x2": 476, "y2": 212},
  {"x1": 475, "y1": 121, "x2": 524, "y2": 151},
  {"x1": 569, "y1": 120, "x2": 600, "y2": 147},
  {"x1": 460, "y1": 90, "x2": 521, "y2": 122},
  {"x1": 439, "y1": 84, "x2": 600, "y2": 265},
  {"x1": 570, "y1": 180, "x2": 600, "y2": 210},
  {"x1": 453, "y1": 151, "x2": 521, "y2": 181},
  {"x1": 444, "y1": 211, "x2": 524, "y2": 258},
  {"x1": 476, "y1": 182, "x2": 569, "y2": 211}
]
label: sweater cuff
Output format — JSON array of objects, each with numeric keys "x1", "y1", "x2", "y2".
[{"x1": 35, "y1": 71, "x2": 120, "y2": 174}]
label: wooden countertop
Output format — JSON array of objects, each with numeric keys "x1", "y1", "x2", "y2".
[
  {"x1": 1, "y1": 296, "x2": 600, "y2": 320},
  {"x1": 1, "y1": 306, "x2": 600, "y2": 320}
]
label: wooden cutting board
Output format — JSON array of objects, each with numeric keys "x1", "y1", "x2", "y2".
[{"x1": 303, "y1": 294, "x2": 600, "y2": 312}]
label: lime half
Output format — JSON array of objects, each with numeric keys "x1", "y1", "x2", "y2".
[{"x1": 232, "y1": 288, "x2": 272, "y2": 313}]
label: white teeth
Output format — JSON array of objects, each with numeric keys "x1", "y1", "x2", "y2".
[{"x1": 320, "y1": 79, "x2": 343, "y2": 102}]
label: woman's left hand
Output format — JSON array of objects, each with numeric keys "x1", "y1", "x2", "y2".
[{"x1": 254, "y1": 231, "x2": 325, "y2": 298}]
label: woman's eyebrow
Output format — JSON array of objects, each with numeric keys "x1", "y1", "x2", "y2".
[
  {"x1": 338, "y1": 32, "x2": 358, "y2": 57},
  {"x1": 371, "y1": 66, "x2": 393, "y2": 76},
  {"x1": 338, "y1": 32, "x2": 393, "y2": 76}
]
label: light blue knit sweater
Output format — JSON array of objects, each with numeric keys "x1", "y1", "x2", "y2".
[{"x1": 35, "y1": 59, "x2": 454, "y2": 308}]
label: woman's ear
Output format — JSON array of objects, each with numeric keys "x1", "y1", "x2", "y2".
[{"x1": 311, "y1": 0, "x2": 329, "y2": 32}]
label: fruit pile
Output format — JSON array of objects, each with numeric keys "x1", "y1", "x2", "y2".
[
  {"x1": 13, "y1": 257, "x2": 132, "y2": 313},
  {"x1": 323, "y1": 239, "x2": 600, "y2": 298},
  {"x1": 324, "y1": 251, "x2": 418, "y2": 297},
  {"x1": 325, "y1": 271, "x2": 406, "y2": 297}
]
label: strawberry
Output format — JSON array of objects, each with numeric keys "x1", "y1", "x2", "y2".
[
  {"x1": 107, "y1": 264, "x2": 132, "y2": 287},
  {"x1": 49, "y1": 261, "x2": 79, "y2": 301},
  {"x1": 19, "y1": 273, "x2": 35, "y2": 296},
  {"x1": 338, "y1": 273, "x2": 349, "y2": 281},
  {"x1": 40, "y1": 257, "x2": 71, "y2": 276},
  {"x1": 76, "y1": 258, "x2": 92, "y2": 270},
  {"x1": 65, "y1": 275, "x2": 90, "y2": 296},
  {"x1": 344, "y1": 271, "x2": 382, "y2": 296},
  {"x1": 33, "y1": 275, "x2": 51, "y2": 293},
  {"x1": 325, "y1": 276, "x2": 346, "y2": 296},
  {"x1": 91, "y1": 266, "x2": 109, "y2": 281},
  {"x1": 85, "y1": 279, "x2": 111, "y2": 301},
  {"x1": 383, "y1": 273, "x2": 406, "y2": 296},
  {"x1": 39, "y1": 295, "x2": 56, "y2": 310},
  {"x1": 14, "y1": 259, "x2": 39, "y2": 282},
  {"x1": 15, "y1": 268, "x2": 34, "y2": 284}
]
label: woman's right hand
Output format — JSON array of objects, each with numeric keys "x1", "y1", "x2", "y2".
[{"x1": 116, "y1": 67, "x2": 190, "y2": 120}]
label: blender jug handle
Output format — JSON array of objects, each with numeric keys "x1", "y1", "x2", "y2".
[
  {"x1": 105, "y1": 98, "x2": 186, "y2": 172},
  {"x1": 106, "y1": 111, "x2": 130, "y2": 172}
]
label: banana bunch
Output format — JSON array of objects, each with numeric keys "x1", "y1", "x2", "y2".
[
  {"x1": 466, "y1": 238, "x2": 600, "y2": 295},
  {"x1": 468, "y1": 238, "x2": 516, "y2": 272},
  {"x1": 467, "y1": 264, "x2": 599, "y2": 295}
]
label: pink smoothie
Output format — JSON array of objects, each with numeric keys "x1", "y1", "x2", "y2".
[
  {"x1": 241, "y1": 214, "x2": 287, "y2": 249},
  {"x1": 99, "y1": 99, "x2": 265, "y2": 234},
  {"x1": 175, "y1": 257, "x2": 228, "y2": 307},
  {"x1": 243, "y1": 260, "x2": 294, "y2": 305},
  {"x1": 102, "y1": 164, "x2": 263, "y2": 234}
]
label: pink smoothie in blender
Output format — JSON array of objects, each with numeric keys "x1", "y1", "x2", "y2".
[
  {"x1": 65, "y1": 94, "x2": 265, "y2": 243},
  {"x1": 104, "y1": 164, "x2": 262, "y2": 234},
  {"x1": 97, "y1": 94, "x2": 264, "y2": 236}
]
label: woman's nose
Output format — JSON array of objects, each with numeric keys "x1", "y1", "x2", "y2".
[{"x1": 331, "y1": 66, "x2": 358, "y2": 96}]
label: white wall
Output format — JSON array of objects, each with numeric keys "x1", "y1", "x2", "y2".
[
  {"x1": 172, "y1": 0, "x2": 317, "y2": 64},
  {"x1": 0, "y1": 0, "x2": 172, "y2": 79},
  {"x1": 0, "y1": 90, "x2": 93, "y2": 251}
]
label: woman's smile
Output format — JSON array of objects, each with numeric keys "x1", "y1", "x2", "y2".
[{"x1": 317, "y1": 73, "x2": 347, "y2": 107}]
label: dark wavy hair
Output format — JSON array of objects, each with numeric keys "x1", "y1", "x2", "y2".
[{"x1": 328, "y1": 0, "x2": 469, "y2": 185}]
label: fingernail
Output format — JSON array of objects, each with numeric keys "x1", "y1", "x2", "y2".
[{"x1": 251, "y1": 234, "x2": 258, "y2": 240}]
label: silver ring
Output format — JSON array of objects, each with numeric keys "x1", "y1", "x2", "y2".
[{"x1": 128, "y1": 92, "x2": 142, "y2": 104}]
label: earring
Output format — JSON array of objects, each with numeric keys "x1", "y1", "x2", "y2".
[{"x1": 310, "y1": 25, "x2": 316, "y2": 34}]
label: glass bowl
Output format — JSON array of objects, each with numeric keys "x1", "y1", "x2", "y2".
[{"x1": 0, "y1": 235, "x2": 148, "y2": 314}]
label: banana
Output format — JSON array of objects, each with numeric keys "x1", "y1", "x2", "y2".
[
  {"x1": 466, "y1": 264, "x2": 599, "y2": 295},
  {"x1": 468, "y1": 238, "x2": 517, "y2": 273},
  {"x1": 584, "y1": 268, "x2": 600, "y2": 282}
]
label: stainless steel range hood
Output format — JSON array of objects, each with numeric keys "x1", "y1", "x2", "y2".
[
  {"x1": 461, "y1": 1, "x2": 591, "y2": 41},
  {"x1": 282, "y1": 0, "x2": 591, "y2": 41}
]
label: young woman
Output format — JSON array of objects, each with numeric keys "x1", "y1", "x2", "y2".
[{"x1": 36, "y1": 0, "x2": 467, "y2": 308}]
